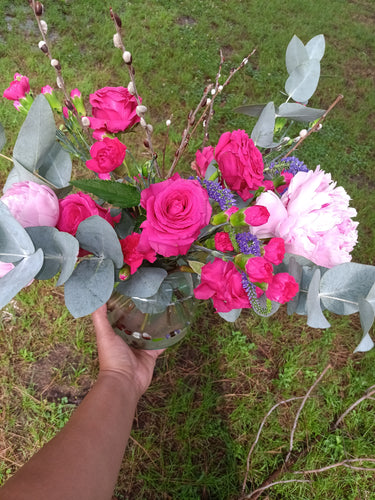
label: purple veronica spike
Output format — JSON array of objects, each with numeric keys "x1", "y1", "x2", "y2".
[
  {"x1": 235, "y1": 232, "x2": 261, "y2": 256},
  {"x1": 269, "y1": 156, "x2": 309, "y2": 177},
  {"x1": 198, "y1": 179, "x2": 236, "y2": 210}
]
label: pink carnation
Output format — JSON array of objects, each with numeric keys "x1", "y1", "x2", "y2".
[
  {"x1": 86, "y1": 137, "x2": 127, "y2": 180},
  {"x1": 251, "y1": 166, "x2": 358, "y2": 268},
  {"x1": 3, "y1": 73, "x2": 30, "y2": 101},
  {"x1": 194, "y1": 258, "x2": 251, "y2": 312},
  {"x1": 264, "y1": 238, "x2": 285, "y2": 265},
  {"x1": 214, "y1": 232, "x2": 234, "y2": 252},
  {"x1": 120, "y1": 233, "x2": 156, "y2": 275},
  {"x1": 244, "y1": 205, "x2": 270, "y2": 226},
  {"x1": 266, "y1": 273, "x2": 299, "y2": 304},
  {"x1": 245, "y1": 257, "x2": 274, "y2": 284}
]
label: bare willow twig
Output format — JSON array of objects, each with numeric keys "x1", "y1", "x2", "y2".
[
  {"x1": 242, "y1": 479, "x2": 311, "y2": 499},
  {"x1": 293, "y1": 458, "x2": 375, "y2": 475},
  {"x1": 334, "y1": 386, "x2": 375, "y2": 429},
  {"x1": 202, "y1": 49, "x2": 224, "y2": 149}
]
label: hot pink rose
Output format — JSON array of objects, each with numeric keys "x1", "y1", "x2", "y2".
[
  {"x1": 138, "y1": 174, "x2": 212, "y2": 257},
  {"x1": 244, "y1": 205, "x2": 270, "y2": 226},
  {"x1": 194, "y1": 258, "x2": 251, "y2": 312},
  {"x1": 89, "y1": 86, "x2": 140, "y2": 137},
  {"x1": 215, "y1": 130, "x2": 264, "y2": 201},
  {"x1": 1, "y1": 181, "x2": 59, "y2": 227},
  {"x1": 56, "y1": 192, "x2": 114, "y2": 236},
  {"x1": 266, "y1": 273, "x2": 299, "y2": 304},
  {"x1": 264, "y1": 238, "x2": 285, "y2": 265},
  {"x1": 245, "y1": 256, "x2": 274, "y2": 284},
  {"x1": 120, "y1": 233, "x2": 156, "y2": 275},
  {"x1": 214, "y1": 232, "x2": 234, "y2": 252},
  {"x1": 251, "y1": 167, "x2": 358, "y2": 267},
  {"x1": 3, "y1": 73, "x2": 30, "y2": 101},
  {"x1": 191, "y1": 146, "x2": 215, "y2": 178},
  {"x1": 86, "y1": 137, "x2": 127, "y2": 180}
]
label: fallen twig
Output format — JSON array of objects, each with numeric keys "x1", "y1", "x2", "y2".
[
  {"x1": 242, "y1": 479, "x2": 311, "y2": 499},
  {"x1": 334, "y1": 386, "x2": 375, "y2": 429},
  {"x1": 293, "y1": 458, "x2": 375, "y2": 475}
]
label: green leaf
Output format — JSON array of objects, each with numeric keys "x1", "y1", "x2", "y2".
[
  {"x1": 286, "y1": 256, "x2": 303, "y2": 315},
  {"x1": 285, "y1": 35, "x2": 309, "y2": 75},
  {"x1": 233, "y1": 104, "x2": 266, "y2": 118},
  {"x1": 251, "y1": 102, "x2": 278, "y2": 148},
  {"x1": 0, "y1": 201, "x2": 35, "y2": 263},
  {"x1": 75, "y1": 216, "x2": 123, "y2": 268},
  {"x1": 117, "y1": 267, "x2": 168, "y2": 298},
  {"x1": 277, "y1": 103, "x2": 325, "y2": 122},
  {"x1": 306, "y1": 268, "x2": 330, "y2": 328},
  {"x1": 285, "y1": 60, "x2": 321, "y2": 103},
  {"x1": 0, "y1": 123, "x2": 5, "y2": 152},
  {"x1": 187, "y1": 260, "x2": 205, "y2": 275},
  {"x1": 64, "y1": 258, "x2": 115, "y2": 318},
  {"x1": 305, "y1": 34, "x2": 325, "y2": 62},
  {"x1": 0, "y1": 249, "x2": 44, "y2": 309},
  {"x1": 70, "y1": 179, "x2": 140, "y2": 208}
]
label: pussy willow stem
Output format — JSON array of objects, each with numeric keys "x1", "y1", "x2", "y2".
[{"x1": 0, "y1": 153, "x2": 12, "y2": 163}]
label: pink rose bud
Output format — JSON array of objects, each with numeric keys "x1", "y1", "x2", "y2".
[
  {"x1": 244, "y1": 205, "x2": 270, "y2": 226},
  {"x1": 3, "y1": 73, "x2": 30, "y2": 101},
  {"x1": 1, "y1": 181, "x2": 59, "y2": 228}
]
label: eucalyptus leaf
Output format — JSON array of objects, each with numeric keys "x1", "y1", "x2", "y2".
[
  {"x1": 75, "y1": 216, "x2": 123, "y2": 268},
  {"x1": 64, "y1": 258, "x2": 114, "y2": 318},
  {"x1": 277, "y1": 103, "x2": 325, "y2": 122},
  {"x1": 295, "y1": 264, "x2": 319, "y2": 315},
  {"x1": 0, "y1": 249, "x2": 44, "y2": 309},
  {"x1": 55, "y1": 231, "x2": 79, "y2": 286},
  {"x1": 117, "y1": 267, "x2": 168, "y2": 298},
  {"x1": 285, "y1": 59, "x2": 321, "y2": 103},
  {"x1": 285, "y1": 35, "x2": 309, "y2": 75},
  {"x1": 3, "y1": 167, "x2": 20, "y2": 193},
  {"x1": 218, "y1": 308, "x2": 242, "y2": 322},
  {"x1": 114, "y1": 210, "x2": 136, "y2": 239},
  {"x1": 233, "y1": 104, "x2": 266, "y2": 118},
  {"x1": 132, "y1": 280, "x2": 173, "y2": 314},
  {"x1": 320, "y1": 263, "x2": 375, "y2": 315},
  {"x1": 354, "y1": 298, "x2": 375, "y2": 352},
  {"x1": 365, "y1": 281, "x2": 375, "y2": 309},
  {"x1": 306, "y1": 268, "x2": 330, "y2": 328},
  {"x1": 0, "y1": 123, "x2": 5, "y2": 152},
  {"x1": 38, "y1": 141, "x2": 72, "y2": 189},
  {"x1": 70, "y1": 179, "x2": 140, "y2": 208},
  {"x1": 251, "y1": 102, "x2": 278, "y2": 148},
  {"x1": 305, "y1": 34, "x2": 325, "y2": 62},
  {"x1": 13, "y1": 95, "x2": 56, "y2": 173},
  {"x1": 0, "y1": 201, "x2": 35, "y2": 263},
  {"x1": 286, "y1": 256, "x2": 303, "y2": 315},
  {"x1": 204, "y1": 160, "x2": 218, "y2": 180}
]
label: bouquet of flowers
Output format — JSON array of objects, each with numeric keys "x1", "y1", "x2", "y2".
[{"x1": 1, "y1": 3, "x2": 374, "y2": 351}]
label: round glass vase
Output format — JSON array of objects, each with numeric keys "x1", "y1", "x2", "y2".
[{"x1": 107, "y1": 271, "x2": 197, "y2": 350}]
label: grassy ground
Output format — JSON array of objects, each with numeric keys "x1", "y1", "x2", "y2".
[{"x1": 1, "y1": 0, "x2": 375, "y2": 498}]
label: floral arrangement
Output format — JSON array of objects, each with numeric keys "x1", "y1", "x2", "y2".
[{"x1": 1, "y1": 2, "x2": 374, "y2": 351}]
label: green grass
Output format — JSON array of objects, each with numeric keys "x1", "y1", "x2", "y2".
[{"x1": 1, "y1": 0, "x2": 375, "y2": 498}]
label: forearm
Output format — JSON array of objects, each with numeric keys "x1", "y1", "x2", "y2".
[{"x1": 0, "y1": 372, "x2": 139, "y2": 500}]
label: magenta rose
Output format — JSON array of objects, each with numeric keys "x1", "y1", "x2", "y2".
[
  {"x1": 194, "y1": 258, "x2": 251, "y2": 312},
  {"x1": 3, "y1": 73, "x2": 30, "y2": 101},
  {"x1": 138, "y1": 174, "x2": 212, "y2": 257},
  {"x1": 56, "y1": 192, "x2": 114, "y2": 236},
  {"x1": 214, "y1": 232, "x2": 234, "y2": 252},
  {"x1": 191, "y1": 146, "x2": 215, "y2": 178},
  {"x1": 245, "y1": 256, "x2": 274, "y2": 284},
  {"x1": 244, "y1": 205, "x2": 270, "y2": 226},
  {"x1": 264, "y1": 238, "x2": 285, "y2": 265},
  {"x1": 120, "y1": 233, "x2": 156, "y2": 275},
  {"x1": 1, "y1": 181, "x2": 59, "y2": 227},
  {"x1": 266, "y1": 273, "x2": 299, "y2": 304},
  {"x1": 89, "y1": 86, "x2": 140, "y2": 137},
  {"x1": 215, "y1": 130, "x2": 264, "y2": 201},
  {"x1": 86, "y1": 137, "x2": 127, "y2": 180}
]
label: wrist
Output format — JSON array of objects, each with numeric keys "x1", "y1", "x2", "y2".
[{"x1": 97, "y1": 370, "x2": 143, "y2": 401}]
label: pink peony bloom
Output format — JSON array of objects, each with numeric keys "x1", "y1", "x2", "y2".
[
  {"x1": 264, "y1": 238, "x2": 285, "y2": 265},
  {"x1": 251, "y1": 166, "x2": 358, "y2": 267},
  {"x1": 89, "y1": 86, "x2": 140, "y2": 136},
  {"x1": 194, "y1": 258, "x2": 251, "y2": 312},
  {"x1": 56, "y1": 192, "x2": 114, "y2": 236},
  {"x1": 266, "y1": 273, "x2": 299, "y2": 304},
  {"x1": 120, "y1": 233, "x2": 156, "y2": 275},
  {"x1": 1, "y1": 181, "x2": 59, "y2": 227},
  {"x1": 215, "y1": 130, "x2": 264, "y2": 201},
  {"x1": 86, "y1": 137, "x2": 127, "y2": 180},
  {"x1": 0, "y1": 261, "x2": 15, "y2": 278},
  {"x1": 3, "y1": 73, "x2": 30, "y2": 101},
  {"x1": 191, "y1": 146, "x2": 215, "y2": 178},
  {"x1": 138, "y1": 174, "x2": 212, "y2": 257},
  {"x1": 214, "y1": 232, "x2": 234, "y2": 252},
  {"x1": 244, "y1": 205, "x2": 270, "y2": 226},
  {"x1": 245, "y1": 256, "x2": 274, "y2": 284}
]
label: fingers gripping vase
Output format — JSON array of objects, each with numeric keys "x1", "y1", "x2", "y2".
[{"x1": 107, "y1": 271, "x2": 197, "y2": 349}]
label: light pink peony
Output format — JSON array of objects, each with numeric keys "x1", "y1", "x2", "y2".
[
  {"x1": 251, "y1": 166, "x2": 358, "y2": 267},
  {"x1": 3, "y1": 73, "x2": 30, "y2": 101},
  {"x1": 1, "y1": 181, "x2": 59, "y2": 227},
  {"x1": 194, "y1": 258, "x2": 251, "y2": 312},
  {"x1": 138, "y1": 174, "x2": 212, "y2": 257}
]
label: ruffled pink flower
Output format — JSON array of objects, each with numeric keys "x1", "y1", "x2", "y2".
[
  {"x1": 245, "y1": 257, "x2": 274, "y2": 284},
  {"x1": 86, "y1": 137, "x2": 126, "y2": 180},
  {"x1": 3, "y1": 73, "x2": 30, "y2": 101},
  {"x1": 191, "y1": 146, "x2": 215, "y2": 178},
  {"x1": 70, "y1": 88, "x2": 81, "y2": 98},
  {"x1": 120, "y1": 233, "x2": 156, "y2": 274},
  {"x1": 251, "y1": 166, "x2": 358, "y2": 267},
  {"x1": 41, "y1": 85, "x2": 54, "y2": 95},
  {"x1": 264, "y1": 238, "x2": 285, "y2": 265},
  {"x1": 1, "y1": 181, "x2": 59, "y2": 227},
  {"x1": 194, "y1": 258, "x2": 251, "y2": 312},
  {"x1": 214, "y1": 232, "x2": 234, "y2": 252},
  {"x1": 266, "y1": 273, "x2": 299, "y2": 304},
  {"x1": 244, "y1": 205, "x2": 270, "y2": 226}
]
